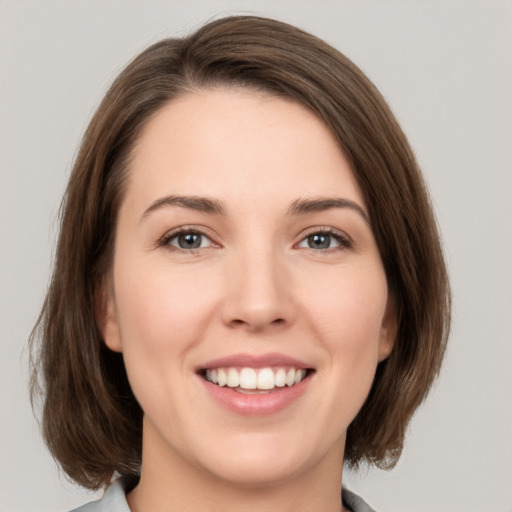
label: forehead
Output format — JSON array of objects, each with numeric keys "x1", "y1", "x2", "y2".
[{"x1": 124, "y1": 87, "x2": 363, "y2": 214}]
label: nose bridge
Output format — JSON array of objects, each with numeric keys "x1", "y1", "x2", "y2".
[{"x1": 222, "y1": 237, "x2": 294, "y2": 331}]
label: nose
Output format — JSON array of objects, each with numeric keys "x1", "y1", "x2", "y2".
[{"x1": 221, "y1": 246, "x2": 296, "y2": 333}]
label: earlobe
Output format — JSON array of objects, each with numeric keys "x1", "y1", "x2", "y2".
[
  {"x1": 378, "y1": 294, "x2": 398, "y2": 363},
  {"x1": 94, "y1": 278, "x2": 123, "y2": 353}
]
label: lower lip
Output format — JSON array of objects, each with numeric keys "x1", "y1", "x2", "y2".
[{"x1": 198, "y1": 374, "x2": 312, "y2": 416}]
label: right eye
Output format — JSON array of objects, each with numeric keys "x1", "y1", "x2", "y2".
[{"x1": 163, "y1": 230, "x2": 214, "y2": 251}]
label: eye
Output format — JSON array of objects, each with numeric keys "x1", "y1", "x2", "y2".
[
  {"x1": 297, "y1": 230, "x2": 351, "y2": 250},
  {"x1": 162, "y1": 229, "x2": 214, "y2": 251}
]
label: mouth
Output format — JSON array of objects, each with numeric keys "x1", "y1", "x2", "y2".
[
  {"x1": 199, "y1": 366, "x2": 313, "y2": 394},
  {"x1": 196, "y1": 353, "x2": 315, "y2": 414}
]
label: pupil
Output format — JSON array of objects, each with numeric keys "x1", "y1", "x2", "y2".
[
  {"x1": 309, "y1": 234, "x2": 330, "y2": 249},
  {"x1": 179, "y1": 233, "x2": 201, "y2": 249}
]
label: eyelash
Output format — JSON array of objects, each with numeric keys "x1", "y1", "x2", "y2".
[
  {"x1": 158, "y1": 226, "x2": 352, "y2": 252},
  {"x1": 158, "y1": 227, "x2": 217, "y2": 252},
  {"x1": 296, "y1": 227, "x2": 352, "y2": 251}
]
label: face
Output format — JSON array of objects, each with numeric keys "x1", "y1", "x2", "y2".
[{"x1": 99, "y1": 88, "x2": 396, "y2": 488}]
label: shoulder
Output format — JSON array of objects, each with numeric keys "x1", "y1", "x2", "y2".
[
  {"x1": 343, "y1": 488, "x2": 378, "y2": 512},
  {"x1": 69, "y1": 479, "x2": 131, "y2": 512}
]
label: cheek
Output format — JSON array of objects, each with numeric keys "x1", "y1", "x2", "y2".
[
  {"x1": 299, "y1": 263, "x2": 388, "y2": 388},
  {"x1": 113, "y1": 258, "x2": 221, "y2": 359},
  {"x1": 302, "y1": 264, "x2": 388, "y2": 343},
  {"x1": 111, "y1": 259, "x2": 223, "y2": 423}
]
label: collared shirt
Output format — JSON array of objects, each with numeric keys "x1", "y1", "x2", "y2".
[{"x1": 70, "y1": 478, "x2": 377, "y2": 512}]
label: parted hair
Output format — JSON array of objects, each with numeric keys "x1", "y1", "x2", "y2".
[{"x1": 30, "y1": 15, "x2": 450, "y2": 489}]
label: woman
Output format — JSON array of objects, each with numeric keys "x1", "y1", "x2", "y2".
[{"x1": 30, "y1": 15, "x2": 450, "y2": 512}]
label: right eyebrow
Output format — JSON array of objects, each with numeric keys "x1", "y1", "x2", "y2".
[{"x1": 140, "y1": 195, "x2": 226, "y2": 222}]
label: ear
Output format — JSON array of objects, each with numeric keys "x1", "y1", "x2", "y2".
[
  {"x1": 94, "y1": 277, "x2": 122, "y2": 353},
  {"x1": 378, "y1": 293, "x2": 398, "y2": 363}
]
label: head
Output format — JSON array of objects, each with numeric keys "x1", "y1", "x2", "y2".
[{"x1": 31, "y1": 15, "x2": 450, "y2": 489}]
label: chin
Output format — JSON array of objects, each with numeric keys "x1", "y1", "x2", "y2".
[
  {"x1": 201, "y1": 454, "x2": 307, "y2": 489},
  {"x1": 192, "y1": 432, "x2": 336, "y2": 489}
]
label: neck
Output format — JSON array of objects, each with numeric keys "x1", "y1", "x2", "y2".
[{"x1": 127, "y1": 422, "x2": 347, "y2": 512}]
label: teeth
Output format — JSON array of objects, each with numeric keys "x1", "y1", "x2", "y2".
[
  {"x1": 257, "y1": 368, "x2": 275, "y2": 390},
  {"x1": 227, "y1": 368, "x2": 239, "y2": 387},
  {"x1": 275, "y1": 368, "x2": 286, "y2": 387},
  {"x1": 205, "y1": 367, "x2": 308, "y2": 391},
  {"x1": 239, "y1": 368, "x2": 257, "y2": 389},
  {"x1": 217, "y1": 368, "x2": 227, "y2": 387}
]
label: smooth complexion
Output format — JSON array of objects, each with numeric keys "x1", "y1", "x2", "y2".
[{"x1": 98, "y1": 88, "x2": 396, "y2": 512}]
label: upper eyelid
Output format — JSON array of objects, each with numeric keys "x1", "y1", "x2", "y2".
[
  {"x1": 157, "y1": 225, "x2": 352, "y2": 247},
  {"x1": 158, "y1": 225, "x2": 219, "y2": 246},
  {"x1": 296, "y1": 226, "x2": 352, "y2": 242},
  {"x1": 294, "y1": 227, "x2": 354, "y2": 252},
  {"x1": 162, "y1": 225, "x2": 214, "y2": 236}
]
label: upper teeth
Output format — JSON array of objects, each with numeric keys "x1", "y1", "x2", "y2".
[{"x1": 205, "y1": 367, "x2": 307, "y2": 390}]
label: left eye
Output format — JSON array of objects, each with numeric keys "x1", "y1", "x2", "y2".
[
  {"x1": 167, "y1": 231, "x2": 212, "y2": 250},
  {"x1": 297, "y1": 232, "x2": 345, "y2": 250}
]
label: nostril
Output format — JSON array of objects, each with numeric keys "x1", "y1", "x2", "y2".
[{"x1": 229, "y1": 317, "x2": 287, "y2": 331}]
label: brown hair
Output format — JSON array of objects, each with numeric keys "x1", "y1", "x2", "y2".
[{"x1": 30, "y1": 15, "x2": 450, "y2": 489}]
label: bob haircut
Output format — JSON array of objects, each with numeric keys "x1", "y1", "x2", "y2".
[{"x1": 31, "y1": 15, "x2": 450, "y2": 490}]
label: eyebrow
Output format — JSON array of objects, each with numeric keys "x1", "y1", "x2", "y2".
[
  {"x1": 141, "y1": 195, "x2": 225, "y2": 220},
  {"x1": 141, "y1": 194, "x2": 369, "y2": 224},
  {"x1": 287, "y1": 197, "x2": 370, "y2": 224}
]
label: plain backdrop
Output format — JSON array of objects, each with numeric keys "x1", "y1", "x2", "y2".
[{"x1": 1, "y1": 1, "x2": 511, "y2": 511}]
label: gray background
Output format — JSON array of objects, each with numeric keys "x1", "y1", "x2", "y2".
[{"x1": 1, "y1": 1, "x2": 511, "y2": 511}]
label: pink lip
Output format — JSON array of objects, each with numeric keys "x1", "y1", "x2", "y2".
[
  {"x1": 196, "y1": 352, "x2": 314, "y2": 416},
  {"x1": 198, "y1": 352, "x2": 312, "y2": 371},
  {"x1": 198, "y1": 374, "x2": 312, "y2": 416}
]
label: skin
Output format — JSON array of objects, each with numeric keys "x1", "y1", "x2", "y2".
[{"x1": 98, "y1": 88, "x2": 396, "y2": 512}]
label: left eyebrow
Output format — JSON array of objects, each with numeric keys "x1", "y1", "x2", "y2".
[{"x1": 287, "y1": 197, "x2": 370, "y2": 224}]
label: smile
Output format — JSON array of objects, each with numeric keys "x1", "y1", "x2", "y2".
[
  {"x1": 197, "y1": 354, "x2": 314, "y2": 414},
  {"x1": 204, "y1": 367, "x2": 308, "y2": 393}
]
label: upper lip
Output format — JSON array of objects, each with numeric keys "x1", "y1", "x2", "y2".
[{"x1": 197, "y1": 352, "x2": 313, "y2": 371}]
